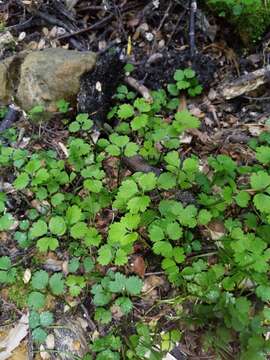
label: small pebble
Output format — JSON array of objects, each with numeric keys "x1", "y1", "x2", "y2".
[
  {"x1": 145, "y1": 32, "x2": 154, "y2": 42},
  {"x1": 46, "y1": 334, "x2": 55, "y2": 350},
  {"x1": 40, "y1": 345, "x2": 50, "y2": 360},
  {"x1": 18, "y1": 32, "x2": 26, "y2": 42},
  {"x1": 208, "y1": 88, "x2": 217, "y2": 101},
  {"x1": 23, "y1": 269, "x2": 31, "y2": 284},
  {"x1": 158, "y1": 39, "x2": 165, "y2": 48},
  {"x1": 95, "y1": 81, "x2": 102, "y2": 92}
]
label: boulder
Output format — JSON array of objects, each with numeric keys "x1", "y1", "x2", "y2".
[
  {"x1": 51, "y1": 316, "x2": 89, "y2": 360},
  {"x1": 0, "y1": 52, "x2": 27, "y2": 105},
  {"x1": 0, "y1": 48, "x2": 97, "y2": 111}
]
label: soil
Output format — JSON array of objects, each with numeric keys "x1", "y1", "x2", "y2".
[{"x1": 1, "y1": 1, "x2": 270, "y2": 359}]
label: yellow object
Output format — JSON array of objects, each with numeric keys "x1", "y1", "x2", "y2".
[{"x1": 127, "y1": 36, "x2": 132, "y2": 56}]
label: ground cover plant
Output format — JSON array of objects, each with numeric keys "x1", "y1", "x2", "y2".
[
  {"x1": 1, "y1": 67, "x2": 270, "y2": 359},
  {"x1": 205, "y1": 0, "x2": 270, "y2": 43}
]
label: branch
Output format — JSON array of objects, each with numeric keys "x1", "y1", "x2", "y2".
[
  {"x1": 189, "y1": 0, "x2": 197, "y2": 58},
  {"x1": 124, "y1": 76, "x2": 153, "y2": 102},
  {"x1": 218, "y1": 65, "x2": 270, "y2": 100}
]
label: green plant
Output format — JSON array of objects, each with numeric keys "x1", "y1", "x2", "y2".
[
  {"x1": 92, "y1": 270, "x2": 143, "y2": 324},
  {"x1": 0, "y1": 256, "x2": 16, "y2": 284},
  {"x1": 167, "y1": 68, "x2": 203, "y2": 98},
  {"x1": 206, "y1": 0, "x2": 270, "y2": 43},
  {"x1": 0, "y1": 106, "x2": 7, "y2": 119},
  {"x1": 89, "y1": 333, "x2": 122, "y2": 360},
  {"x1": 56, "y1": 99, "x2": 70, "y2": 113},
  {"x1": 28, "y1": 105, "x2": 46, "y2": 122},
  {"x1": 2, "y1": 68, "x2": 270, "y2": 358},
  {"x1": 69, "y1": 113, "x2": 93, "y2": 133},
  {"x1": 29, "y1": 310, "x2": 54, "y2": 342},
  {"x1": 126, "y1": 323, "x2": 181, "y2": 360}
]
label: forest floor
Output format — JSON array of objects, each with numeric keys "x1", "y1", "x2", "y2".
[{"x1": 1, "y1": 1, "x2": 270, "y2": 360}]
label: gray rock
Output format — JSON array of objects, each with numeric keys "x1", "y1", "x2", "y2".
[
  {"x1": 0, "y1": 48, "x2": 97, "y2": 112},
  {"x1": 0, "y1": 52, "x2": 27, "y2": 105},
  {"x1": 52, "y1": 316, "x2": 89, "y2": 360}
]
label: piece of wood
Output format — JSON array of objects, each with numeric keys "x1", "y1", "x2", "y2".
[
  {"x1": 122, "y1": 155, "x2": 161, "y2": 175},
  {"x1": 218, "y1": 65, "x2": 270, "y2": 99},
  {"x1": 124, "y1": 76, "x2": 153, "y2": 102}
]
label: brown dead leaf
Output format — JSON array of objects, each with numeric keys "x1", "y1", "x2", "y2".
[
  {"x1": 207, "y1": 220, "x2": 226, "y2": 240},
  {"x1": 102, "y1": 156, "x2": 119, "y2": 189},
  {"x1": 0, "y1": 313, "x2": 29, "y2": 360},
  {"x1": 110, "y1": 304, "x2": 124, "y2": 321},
  {"x1": 142, "y1": 275, "x2": 166, "y2": 293},
  {"x1": 130, "y1": 256, "x2": 146, "y2": 278},
  {"x1": 188, "y1": 128, "x2": 210, "y2": 143},
  {"x1": 72, "y1": 340, "x2": 81, "y2": 351},
  {"x1": 141, "y1": 275, "x2": 167, "y2": 304},
  {"x1": 95, "y1": 209, "x2": 114, "y2": 235},
  {"x1": 0, "y1": 232, "x2": 8, "y2": 243},
  {"x1": 9, "y1": 341, "x2": 28, "y2": 360}
]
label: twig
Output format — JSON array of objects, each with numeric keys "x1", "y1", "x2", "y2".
[
  {"x1": 76, "y1": 5, "x2": 105, "y2": 12},
  {"x1": 35, "y1": 10, "x2": 84, "y2": 50},
  {"x1": 218, "y1": 65, "x2": 270, "y2": 99},
  {"x1": 122, "y1": 155, "x2": 161, "y2": 176},
  {"x1": 145, "y1": 271, "x2": 165, "y2": 276},
  {"x1": 124, "y1": 76, "x2": 153, "y2": 102},
  {"x1": 112, "y1": 0, "x2": 127, "y2": 40},
  {"x1": 80, "y1": 304, "x2": 96, "y2": 331},
  {"x1": 189, "y1": 0, "x2": 197, "y2": 58},
  {"x1": 167, "y1": 9, "x2": 187, "y2": 47},
  {"x1": 243, "y1": 95, "x2": 270, "y2": 101},
  {"x1": 57, "y1": 13, "x2": 114, "y2": 40},
  {"x1": 36, "y1": 10, "x2": 72, "y2": 32},
  {"x1": 6, "y1": 17, "x2": 43, "y2": 32},
  {"x1": 57, "y1": 2, "x2": 141, "y2": 40},
  {"x1": 28, "y1": 328, "x2": 34, "y2": 360}
]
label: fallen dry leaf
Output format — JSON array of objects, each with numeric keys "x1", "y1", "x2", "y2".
[
  {"x1": 40, "y1": 345, "x2": 50, "y2": 360},
  {"x1": 130, "y1": 255, "x2": 146, "y2": 278},
  {"x1": 110, "y1": 304, "x2": 124, "y2": 321},
  {"x1": 141, "y1": 275, "x2": 167, "y2": 304},
  {"x1": 45, "y1": 334, "x2": 55, "y2": 350},
  {"x1": 207, "y1": 220, "x2": 226, "y2": 240},
  {"x1": 23, "y1": 269, "x2": 31, "y2": 284},
  {"x1": 0, "y1": 313, "x2": 29, "y2": 360}
]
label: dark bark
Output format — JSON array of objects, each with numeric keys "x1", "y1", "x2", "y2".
[{"x1": 0, "y1": 106, "x2": 21, "y2": 133}]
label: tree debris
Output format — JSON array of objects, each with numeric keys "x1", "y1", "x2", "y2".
[{"x1": 219, "y1": 65, "x2": 270, "y2": 99}]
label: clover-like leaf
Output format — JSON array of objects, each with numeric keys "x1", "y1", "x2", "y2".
[
  {"x1": 28, "y1": 291, "x2": 46, "y2": 310},
  {"x1": 49, "y1": 273, "x2": 65, "y2": 295},
  {"x1": 32, "y1": 327, "x2": 48, "y2": 343},
  {"x1": 117, "y1": 104, "x2": 134, "y2": 119},
  {"x1": 13, "y1": 172, "x2": 30, "y2": 190},
  {"x1": 37, "y1": 237, "x2": 59, "y2": 252},
  {"x1": 31, "y1": 270, "x2": 49, "y2": 290},
  {"x1": 29, "y1": 220, "x2": 47, "y2": 239},
  {"x1": 40, "y1": 311, "x2": 54, "y2": 327},
  {"x1": 49, "y1": 216, "x2": 66, "y2": 236},
  {"x1": 125, "y1": 276, "x2": 143, "y2": 295}
]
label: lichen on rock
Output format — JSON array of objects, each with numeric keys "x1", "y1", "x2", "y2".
[{"x1": 0, "y1": 48, "x2": 97, "y2": 112}]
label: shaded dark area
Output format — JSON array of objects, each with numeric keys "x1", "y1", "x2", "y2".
[{"x1": 78, "y1": 49, "x2": 124, "y2": 126}]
